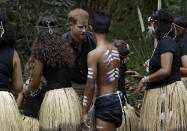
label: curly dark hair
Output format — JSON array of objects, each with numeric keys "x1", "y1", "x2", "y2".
[
  {"x1": 33, "y1": 14, "x2": 74, "y2": 67},
  {"x1": 150, "y1": 9, "x2": 174, "y2": 41},
  {"x1": 0, "y1": 12, "x2": 15, "y2": 48}
]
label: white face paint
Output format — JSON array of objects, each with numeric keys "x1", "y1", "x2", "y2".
[
  {"x1": 87, "y1": 68, "x2": 94, "y2": 79},
  {"x1": 147, "y1": 24, "x2": 155, "y2": 37},
  {"x1": 83, "y1": 96, "x2": 88, "y2": 106}
]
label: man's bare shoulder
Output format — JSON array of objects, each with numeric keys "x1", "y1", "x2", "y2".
[{"x1": 88, "y1": 48, "x2": 104, "y2": 60}]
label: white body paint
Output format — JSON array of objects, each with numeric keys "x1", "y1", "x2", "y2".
[
  {"x1": 104, "y1": 49, "x2": 120, "y2": 82},
  {"x1": 104, "y1": 50, "x2": 120, "y2": 65},
  {"x1": 96, "y1": 126, "x2": 104, "y2": 129},
  {"x1": 87, "y1": 68, "x2": 94, "y2": 79},
  {"x1": 107, "y1": 67, "x2": 119, "y2": 82},
  {"x1": 83, "y1": 96, "x2": 88, "y2": 106}
]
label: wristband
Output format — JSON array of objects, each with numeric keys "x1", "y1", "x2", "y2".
[{"x1": 141, "y1": 76, "x2": 149, "y2": 83}]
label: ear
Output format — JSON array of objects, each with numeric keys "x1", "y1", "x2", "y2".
[
  {"x1": 69, "y1": 22, "x2": 73, "y2": 29},
  {"x1": 89, "y1": 25, "x2": 93, "y2": 32}
]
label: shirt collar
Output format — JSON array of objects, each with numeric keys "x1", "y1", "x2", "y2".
[{"x1": 68, "y1": 31, "x2": 87, "y2": 47}]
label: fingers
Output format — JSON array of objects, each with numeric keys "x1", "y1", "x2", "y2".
[
  {"x1": 132, "y1": 74, "x2": 139, "y2": 78},
  {"x1": 125, "y1": 70, "x2": 136, "y2": 75},
  {"x1": 81, "y1": 121, "x2": 89, "y2": 130},
  {"x1": 144, "y1": 59, "x2": 150, "y2": 67}
]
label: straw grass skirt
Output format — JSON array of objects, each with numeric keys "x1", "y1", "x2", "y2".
[
  {"x1": 22, "y1": 116, "x2": 39, "y2": 131},
  {"x1": 89, "y1": 103, "x2": 139, "y2": 131},
  {"x1": 0, "y1": 91, "x2": 23, "y2": 131},
  {"x1": 117, "y1": 104, "x2": 139, "y2": 131},
  {"x1": 39, "y1": 88, "x2": 82, "y2": 131},
  {"x1": 181, "y1": 77, "x2": 187, "y2": 89},
  {"x1": 139, "y1": 81, "x2": 187, "y2": 131}
]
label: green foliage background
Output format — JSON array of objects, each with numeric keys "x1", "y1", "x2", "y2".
[
  {"x1": 0, "y1": 0, "x2": 186, "y2": 80},
  {"x1": 0, "y1": 0, "x2": 186, "y2": 113}
]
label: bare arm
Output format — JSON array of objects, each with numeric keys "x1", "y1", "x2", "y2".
[
  {"x1": 180, "y1": 55, "x2": 187, "y2": 77},
  {"x1": 135, "y1": 52, "x2": 173, "y2": 98},
  {"x1": 16, "y1": 92, "x2": 24, "y2": 109},
  {"x1": 29, "y1": 59, "x2": 43, "y2": 91},
  {"x1": 16, "y1": 80, "x2": 29, "y2": 109},
  {"x1": 12, "y1": 50, "x2": 23, "y2": 93},
  {"x1": 23, "y1": 58, "x2": 43, "y2": 95},
  {"x1": 82, "y1": 51, "x2": 98, "y2": 128},
  {"x1": 125, "y1": 70, "x2": 144, "y2": 81}
]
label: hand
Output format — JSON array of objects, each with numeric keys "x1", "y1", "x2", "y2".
[
  {"x1": 125, "y1": 70, "x2": 143, "y2": 81},
  {"x1": 81, "y1": 113, "x2": 89, "y2": 130},
  {"x1": 144, "y1": 59, "x2": 150, "y2": 67},
  {"x1": 135, "y1": 79, "x2": 145, "y2": 98},
  {"x1": 122, "y1": 57, "x2": 129, "y2": 63},
  {"x1": 23, "y1": 84, "x2": 30, "y2": 96},
  {"x1": 23, "y1": 79, "x2": 31, "y2": 96}
]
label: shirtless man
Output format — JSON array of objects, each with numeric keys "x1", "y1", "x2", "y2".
[{"x1": 81, "y1": 10, "x2": 124, "y2": 131}]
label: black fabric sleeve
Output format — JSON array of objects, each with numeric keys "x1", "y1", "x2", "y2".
[
  {"x1": 34, "y1": 55, "x2": 45, "y2": 64},
  {"x1": 87, "y1": 31, "x2": 96, "y2": 49},
  {"x1": 33, "y1": 48, "x2": 45, "y2": 64},
  {"x1": 181, "y1": 43, "x2": 187, "y2": 56},
  {"x1": 159, "y1": 37, "x2": 176, "y2": 54}
]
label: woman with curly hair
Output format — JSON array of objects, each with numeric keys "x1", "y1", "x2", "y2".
[
  {"x1": 23, "y1": 14, "x2": 81, "y2": 131},
  {"x1": 127, "y1": 9, "x2": 187, "y2": 131},
  {"x1": 0, "y1": 12, "x2": 23, "y2": 130}
]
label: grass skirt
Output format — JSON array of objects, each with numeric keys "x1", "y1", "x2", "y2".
[
  {"x1": 139, "y1": 81, "x2": 187, "y2": 131},
  {"x1": 39, "y1": 88, "x2": 82, "y2": 131},
  {"x1": 89, "y1": 101, "x2": 139, "y2": 131},
  {"x1": 22, "y1": 116, "x2": 39, "y2": 131},
  {"x1": 117, "y1": 104, "x2": 139, "y2": 131},
  {"x1": 181, "y1": 77, "x2": 187, "y2": 89},
  {"x1": 0, "y1": 91, "x2": 23, "y2": 131}
]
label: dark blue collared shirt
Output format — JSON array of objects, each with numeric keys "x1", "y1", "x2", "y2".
[{"x1": 63, "y1": 31, "x2": 96, "y2": 84}]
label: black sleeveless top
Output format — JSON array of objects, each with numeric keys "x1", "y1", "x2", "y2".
[
  {"x1": 35, "y1": 56, "x2": 72, "y2": 91},
  {"x1": 0, "y1": 48, "x2": 14, "y2": 91}
]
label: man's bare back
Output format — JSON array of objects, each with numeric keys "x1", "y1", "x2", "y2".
[
  {"x1": 87, "y1": 42, "x2": 120, "y2": 97},
  {"x1": 82, "y1": 10, "x2": 123, "y2": 131}
]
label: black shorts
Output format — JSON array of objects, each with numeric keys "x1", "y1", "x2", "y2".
[{"x1": 95, "y1": 92, "x2": 125, "y2": 128}]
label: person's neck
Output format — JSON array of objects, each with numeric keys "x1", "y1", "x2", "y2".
[
  {"x1": 71, "y1": 32, "x2": 83, "y2": 48},
  {"x1": 94, "y1": 33, "x2": 108, "y2": 46}
]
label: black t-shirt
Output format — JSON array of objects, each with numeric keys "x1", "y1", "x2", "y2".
[
  {"x1": 147, "y1": 36, "x2": 181, "y2": 89},
  {"x1": 180, "y1": 43, "x2": 187, "y2": 57},
  {"x1": 35, "y1": 56, "x2": 72, "y2": 90},
  {"x1": 63, "y1": 31, "x2": 96, "y2": 84},
  {"x1": 176, "y1": 32, "x2": 187, "y2": 58}
]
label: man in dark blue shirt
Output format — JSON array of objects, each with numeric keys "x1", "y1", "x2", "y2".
[{"x1": 63, "y1": 8, "x2": 96, "y2": 95}]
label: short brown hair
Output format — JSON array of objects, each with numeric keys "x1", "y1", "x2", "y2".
[{"x1": 68, "y1": 8, "x2": 89, "y2": 24}]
